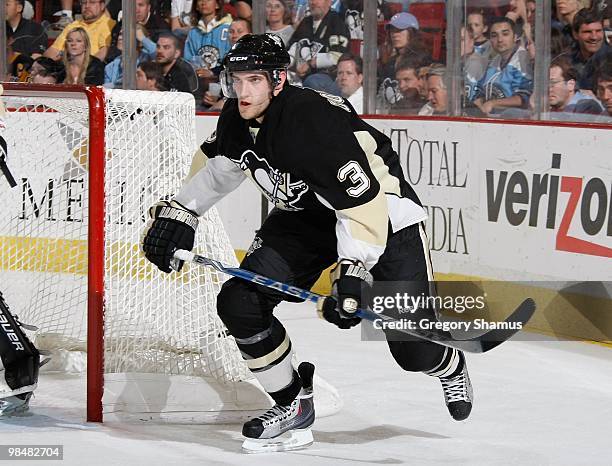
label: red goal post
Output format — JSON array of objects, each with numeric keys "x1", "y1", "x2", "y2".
[
  {"x1": 3, "y1": 84, "x2": 106, "y2": 421},
  {"x1": 0, "y1": 84, "x2": 341, "y2": 423}
]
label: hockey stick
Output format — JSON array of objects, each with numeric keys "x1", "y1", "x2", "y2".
[{"x1": 172, "y1": 250, "x2": 535, "y2": 354}]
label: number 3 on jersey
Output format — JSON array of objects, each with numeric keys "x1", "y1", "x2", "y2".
[{"x1": 337, "y1": 161, "x2": 370, "y2": 197}]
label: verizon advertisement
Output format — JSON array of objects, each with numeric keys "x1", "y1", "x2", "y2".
[{"x1": 196, "y1": 115, "x2": 611, "y2": 282}]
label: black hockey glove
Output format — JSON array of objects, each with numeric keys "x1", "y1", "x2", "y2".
[
  {"x1": 317, "y1": 259, "x2": 372, "y2": 329},
  {"x1": 142, "y1": 200, "x2": 198, "y2": 273}
]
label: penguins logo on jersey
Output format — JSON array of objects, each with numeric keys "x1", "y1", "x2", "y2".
[
  {"x1": 205, "y1": 130, "x2": 217, "y2": 143},
  {"x1": 235, "y1": 150, "x2": 308, "y2": 211},
  {"x1": 381, "y1": 78, "x2": 402, "y2": 105},
  {"x1": 197, "y1": 45, "x2": 221, "y2": 68},
  {"x1": 296, "y1": 38, "x2": 324, "y2": 61}
]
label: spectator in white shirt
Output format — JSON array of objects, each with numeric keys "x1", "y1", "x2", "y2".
[
  {"x1": 170, "y1": 0, "x2": 193, "y2": 38},
  {"x1": 336, "y1": 52, "x2": 363, "y2": 113}
]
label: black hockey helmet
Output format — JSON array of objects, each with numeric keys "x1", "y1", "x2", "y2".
[
  {"x1": 223, "y1": 33, "x2": 290, "y2": 72},
  {"x1": 220, "y1": 33, "x2": 290, "y2": 98}
]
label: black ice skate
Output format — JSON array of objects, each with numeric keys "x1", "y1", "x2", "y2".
[
  {"x1": 241, "y1": 362, "x2": 315, "y2": 453},
  {"x1": 439, "y1": 357, "x2": 473, "y2": 421}
]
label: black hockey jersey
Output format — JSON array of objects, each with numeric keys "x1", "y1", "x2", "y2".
[
  {"x1": 287, "y1": 10, "x2": 349, "y2": 76},
  {"x1": 176, "y1": 85, "x2": 427, "y2": 269}
]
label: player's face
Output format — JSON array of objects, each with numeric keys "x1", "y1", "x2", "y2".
[
  {"x1": 232, "y1": 71, "x2": 275, "y2": 120},
  {"x1": 575, "y1": 22, "x2": 604, "y2": 55},
  {"x1": 135, "y1": 0, "x2": 151, "y2": 23},
  {"x1": 467, "y1": 13, "x2": 486, "y2": 41},
  {"x1": 490, "y1": 23, "x2": 516, "y2": 55},
  {"x1": 156, "y1": 38, "x2": 179, "y2": 65},
  {"x1": 427, "y1": 75, "x2": 447, "y2": 113},
  {"x1": 229, "y1": 20, "x2": 250, "y2": 45},
  {"x1": 396, "y1": 68, "x2": 419, "y2": 98},
  {"x1": 336, "y1": 60, "x2": 362, "y2": 98},
  {"x1": 66, "y1": 31, "x2": 87, "y2": 57},
  {"x1": 596, "y1": 78, "x2": 612, "y2": 116},
  {"x1": 80, "y1": 0, "x2": 106, "y2": 22},
  {"x1": 548, "y1": 65, "x2": 573, "y2": 109}
]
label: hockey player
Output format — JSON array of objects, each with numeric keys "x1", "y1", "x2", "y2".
[
  {"x1": 142, "y1": 34, "x2": 473, "y2": 452},
  {"x1": 0, "y1": 86, "x2": 41, "y2": 416}
]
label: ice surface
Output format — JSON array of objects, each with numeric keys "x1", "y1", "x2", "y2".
[{"x1": 1, "y1": 301, "x2": 610, "y2": 466}]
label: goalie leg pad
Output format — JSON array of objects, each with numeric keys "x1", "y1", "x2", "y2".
[{"x1": 0, "y1": 292, "x2": 40, "y2": 397}]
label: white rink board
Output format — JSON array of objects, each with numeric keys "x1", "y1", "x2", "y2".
[{"x1": 196, "y1": 114, "x2": 611, "y2": 281}]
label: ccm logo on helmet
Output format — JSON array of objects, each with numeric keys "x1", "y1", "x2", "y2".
[{"x1": 229, "y1": 56, "x2": 248, "y2": 61}]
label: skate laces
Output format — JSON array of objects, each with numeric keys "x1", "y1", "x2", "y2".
[
  {"x1": 440, "y1": 371, "x2": 468, "y2": 403},
  {"x1": 258, "y1": 401, "x2": 296, "y2": 424}
]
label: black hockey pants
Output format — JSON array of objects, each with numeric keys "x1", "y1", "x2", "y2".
[{"x1": 217, "y1": 208, "x2": 448, "y2": 376}]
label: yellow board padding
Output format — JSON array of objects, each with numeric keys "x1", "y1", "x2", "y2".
[
  {"x1": 0, "y1": 236, "x2": 223, "y2": 285},
  {"x1": 0, "y1": 236, "x2": 88, "y2": 275},
  {"x1": 243, "y1": 251, "x2": 612, "y2": 348},
  {"x1": 3, "y1": 240, "x2": 609, "y2": 348},
  {"x1": 431, "y1": 275, "x2": 612, "y2": 346},
  {"x1": 72, "y1": 141, "x2": 89, "y2": 168}
]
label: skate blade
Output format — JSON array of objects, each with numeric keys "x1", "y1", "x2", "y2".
[{"x1": 242, "y1": 428, "x2": 313, "y2": 453}]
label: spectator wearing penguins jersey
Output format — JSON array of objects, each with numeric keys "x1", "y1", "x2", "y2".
[
  {"x1": 184, "y1": 0, "x2": 232, "y2": 76},
  {"x1": 287, "y1": 0, "x2": 350, "y2": 96},
  {"x1": 378, "y1": 13, "x2": 431, "y2": 91}
]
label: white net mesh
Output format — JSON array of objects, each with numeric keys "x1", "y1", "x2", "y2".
[{"x1": 0, "y1": 88, "x2": 250, "y2": 386}]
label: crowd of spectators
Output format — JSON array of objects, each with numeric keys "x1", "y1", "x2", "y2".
[{"x1": 4, "y1": 0, "x2": 611, "y2": 120}]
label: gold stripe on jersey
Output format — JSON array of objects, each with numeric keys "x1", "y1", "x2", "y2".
[
  {"x1": 335, "y1": 130, "x2": 406, "y2": 247},
  {"x1": 338, "y1": 190, "x2": 388, "y2": 246},
  {"x1": 185, "y1": 148, "x2": 209, "y2": 182},
  {"x1": 353, "y1": 131, "x2": 402, "y2": 196}
]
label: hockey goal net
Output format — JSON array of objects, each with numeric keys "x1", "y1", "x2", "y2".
[{"x1": 0, "y1": 84, "x2": 340, "y2": 422}]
